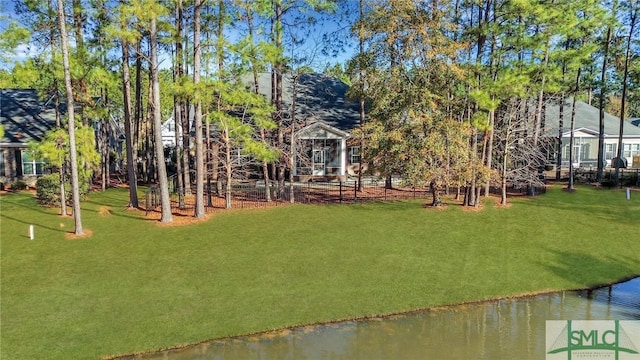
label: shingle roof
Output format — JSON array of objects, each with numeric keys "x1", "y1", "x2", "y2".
[
  {"x1": 248, "y1": 73, "x2": 361, "y2": 131},
  {"x1": 544, "y1": 98, "x2": 640, "y2": 137},
  {"x1": 1, "y1": 89, "x2": 59, "y2": 145}
]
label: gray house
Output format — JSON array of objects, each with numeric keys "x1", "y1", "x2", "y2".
[
  {"x1": 159, "y1": 73, "x2": 362, "y2": 181},
  {"x1": 544, "y1": 99, "x2": 640, "y2": 168},
  {"x1": 246, "y1": 73, "x2": 362, "y2": 181},
  {"x1": 0, "y1": 89, "x2": 59, "y2": 185}
]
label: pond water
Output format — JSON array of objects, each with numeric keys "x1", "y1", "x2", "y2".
[{"x1": 130, "y1": 277, "x2": 639, "y2": 360}]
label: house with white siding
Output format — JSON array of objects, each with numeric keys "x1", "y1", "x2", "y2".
[{"x1": 544, "y1": 99, "x2": 640, "y2": 169}]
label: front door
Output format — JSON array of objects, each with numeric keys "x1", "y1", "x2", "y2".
[{"x1": 312, "y1": 149, "x2": 325, "y2": 175}]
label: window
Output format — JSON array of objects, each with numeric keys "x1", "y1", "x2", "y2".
[
  {"x1": 605, "y1": 144, "x2": 616, "y2": 160},
  {"x1": 21, "y1": 151, "x2": 44, "y2": 176},
  {"x1": 623, "y1": 144, "x2": 640, "y2": 159},
  {"x1": 349, "y1": 146, "x2": 361, "y2": 164}
]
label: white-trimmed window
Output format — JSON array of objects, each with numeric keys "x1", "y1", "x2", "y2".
[
  {"x1": 349, "y1": 146, "x2": 361, "y2": 164},
  {"x1": 22, "y1": 151, "x2": 44, "y2": 176},
  {"x1": 605, "y1": 143, "x2": 616, "y2": 160},
  {"x1": 623, "y1": 143, "x2": 640, "y2": 159}
]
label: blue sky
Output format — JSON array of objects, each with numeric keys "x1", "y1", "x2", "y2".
[{"x1": 0, "y1": 0, "x2": 357, "y2": 72}]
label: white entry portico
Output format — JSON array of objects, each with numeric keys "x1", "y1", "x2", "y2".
[{"x1": 294, "y1": 121, "x2": 350, "y2": 181}]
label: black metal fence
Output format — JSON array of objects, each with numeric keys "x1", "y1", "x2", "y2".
[
  {"x1": 145, "y1": 179, "x2": 546, "y2": 215},
  {"x1": 573, "y1": 168, "x2": 640, "y2": 187}
]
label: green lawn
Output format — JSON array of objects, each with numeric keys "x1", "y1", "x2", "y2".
[{"x1": 1, "y1": 185, "x2": 639, "y2": 359}]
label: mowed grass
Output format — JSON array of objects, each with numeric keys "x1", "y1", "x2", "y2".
[{"x1": 1, "y1": 185, "x2": 639, "y2": 359}]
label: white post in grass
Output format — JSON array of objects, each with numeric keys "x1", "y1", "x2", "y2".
[
  {"x1": 626, "y1": 188, "x2": 631, "y2": 200},
  {"x1": 29, "y1": 225, "x2": 34, "y2": 240}
]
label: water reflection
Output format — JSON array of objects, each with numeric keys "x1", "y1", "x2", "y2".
[{"x1": 131, "y1": 278, "x2": 640, "y2": 360}]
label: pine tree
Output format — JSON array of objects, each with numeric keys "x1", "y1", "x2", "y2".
[
  {"x1": 193, "y1": 0, "x2": 205, "y2": 218},
  {"x1": 56, "y1": 0, "x2": 84, "y2": 235}
]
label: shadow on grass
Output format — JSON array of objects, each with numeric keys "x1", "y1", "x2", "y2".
[
  {"x1": 517, "y1": 189, "x2": 638, "y2": 224},
  {"x1": 78, "y1": 203, "x2": 147, "y2": 221},
  {"x1": 0, "y1": 192, "x2": 61, "y2": 216},
  {"x1": 0, "y1": 212, "x2": 67, "y2": 233},
  {"x1": 346, "y1": 199, "x2": 426, "y2": 211},
  {"x1": 539, "y1": 247, "x2": 639, "y2": 289}
]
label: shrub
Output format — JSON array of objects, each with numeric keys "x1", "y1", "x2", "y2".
[
  {"x1": 0, "y1": 182, "x2": 4, "y2": 191},
  {"x1": 622, "y1": 173, "x2": 638, "y2": 187},
  {"x1": 36, "y1": 174, "x2": 61, "y2": 206},
  {"x1": 11, "y1": 180, "x2": 28, "y2": 191}
]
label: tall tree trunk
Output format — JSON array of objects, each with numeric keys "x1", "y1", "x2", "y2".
[
  {"x1": 556, "y1": 93, "x2": 565, "y2": 181},
  {"x1": 274, "y1": 2, "x2": 286, "y2": 193},
  {"x1": 100, "y1": 107, "x2": 108, "y2": 191},
  {"x1": 289, "y1": 74, "x2": 299, "y2": 203},
  {"x1": 556, "y1": 40, "x2": 570, "y2": 181},
  {"x1": 57, "y1": 0, "x2": 83, "y2": 235},
  {"x1": 193, "y1": 0, "x2": 205, "y2": 217},
  {"x1": 483, "y1": 108, "x2": 495, "y2": 197},
  {"x1": 150, "y1": 16, "x2": 172, "y2": 223},
  {"x1": 466, "y1": 0, "x2": 490, "y2": 207},
  {"x1": 177, "y1": 1, "x2": 190, "y2": 195},
  {"x1": 568, "y1": 69, "x2": 581, "y2": 191},
  {"x1": 533, "y1": 44, "x2": 549, "y2": 146},
  {"x1": 223, "y1": 129, "x2": 232, "y2": 209},
  {"x1": 289, "y1": 125, "x2": 295, "y2": 203},
  {"x1": 483, "y1": 20, "x2": 499, "y2": 198},
  {"x1": 597, "y1": 4, "x2": 615, "y2": 182},
  {"x1": 134, "y1": 38, "x2": 143, "y2": 181},
  {"x1": 120, "y1": 27, "x2": 138, "y2": 208},
  {"x1": 357, "y1": 0, "x2": 366, "y2": 192},
  {"x1": 145, "y1": 78, "x2": 154, "y2": 183},
  {"x1": 614, "y1": 7, "x2": 637, "y2": 185},
  {"x1": 213, "y1": 0, "x2": 225, "y2": 195},
  {"x1": 59, "y1": 161, "x2": 67, "y2": 215},
  {"x1": 50, "y1": 0, "x2": 66, "y2": 215},
  {"x1": 181, "y1": 104, "x2": 191, "y2": 194},
  {"x1": 430, "y1": 180, "x2": 441, "y2": 206},
  {"x1": 245, "y1": 3, "x2": 272, "y2": 202},
  {"x1": 501, "y1": 134, "x2": 509, "y2": 205},
  {"x1": 173, "y1": 0, "x2": 184, "y2": 207},
  {"x1": 71, "y1": 0, "x2": 90, "y2": 125}
]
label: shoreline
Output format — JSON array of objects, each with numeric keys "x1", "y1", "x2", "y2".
[{"x1": 104, "y1": 274, "x2": 640, "y2": 360}]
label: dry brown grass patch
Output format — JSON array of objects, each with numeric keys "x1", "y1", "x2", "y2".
[
  {"x1": 65, "y1": 229, "x2": 94, "y2": 240},
  {"x1": 98, "y1": 206, "x2": 112, "y2": 217},
  {"x1": 144, "y1": 210, "x2": 212, "y2": 227}
]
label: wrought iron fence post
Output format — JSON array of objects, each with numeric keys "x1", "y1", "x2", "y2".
[
  {"x1": 354, "y1": 181, "x2": 357, "y2": 202},
  {"x1": 339, "y1": 181, "x2": 343, "y2": 204}
]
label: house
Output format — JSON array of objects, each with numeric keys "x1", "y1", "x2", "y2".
[
  {"x1": 160, "y1": 108, "x2": 194, "y2": 148},
  {"x1": 246, "y1": 73, "x2": 362, "y2": 181},
  {"x1": 0, "y1": 89, "x2": 59, "y2": 185},
  {"x1": 544, "y1": 99, "x2": 640, "y2": 169},
  {"x1": 160, "y1": 73, "x2": 363, "y2": 181}
]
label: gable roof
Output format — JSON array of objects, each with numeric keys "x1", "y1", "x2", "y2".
[
  {"x1": 296, "y1": 120, "x2": 351, "y2": 139},
  {"x1": 247, "y1": 73, "x2": 361, "y2": 131},
  {"x1": 544, "y1": 98, "x2": 640, "y2": 137},
  {"x1": 1, "y1": 89, "x2": 60, "y2": 146}
]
